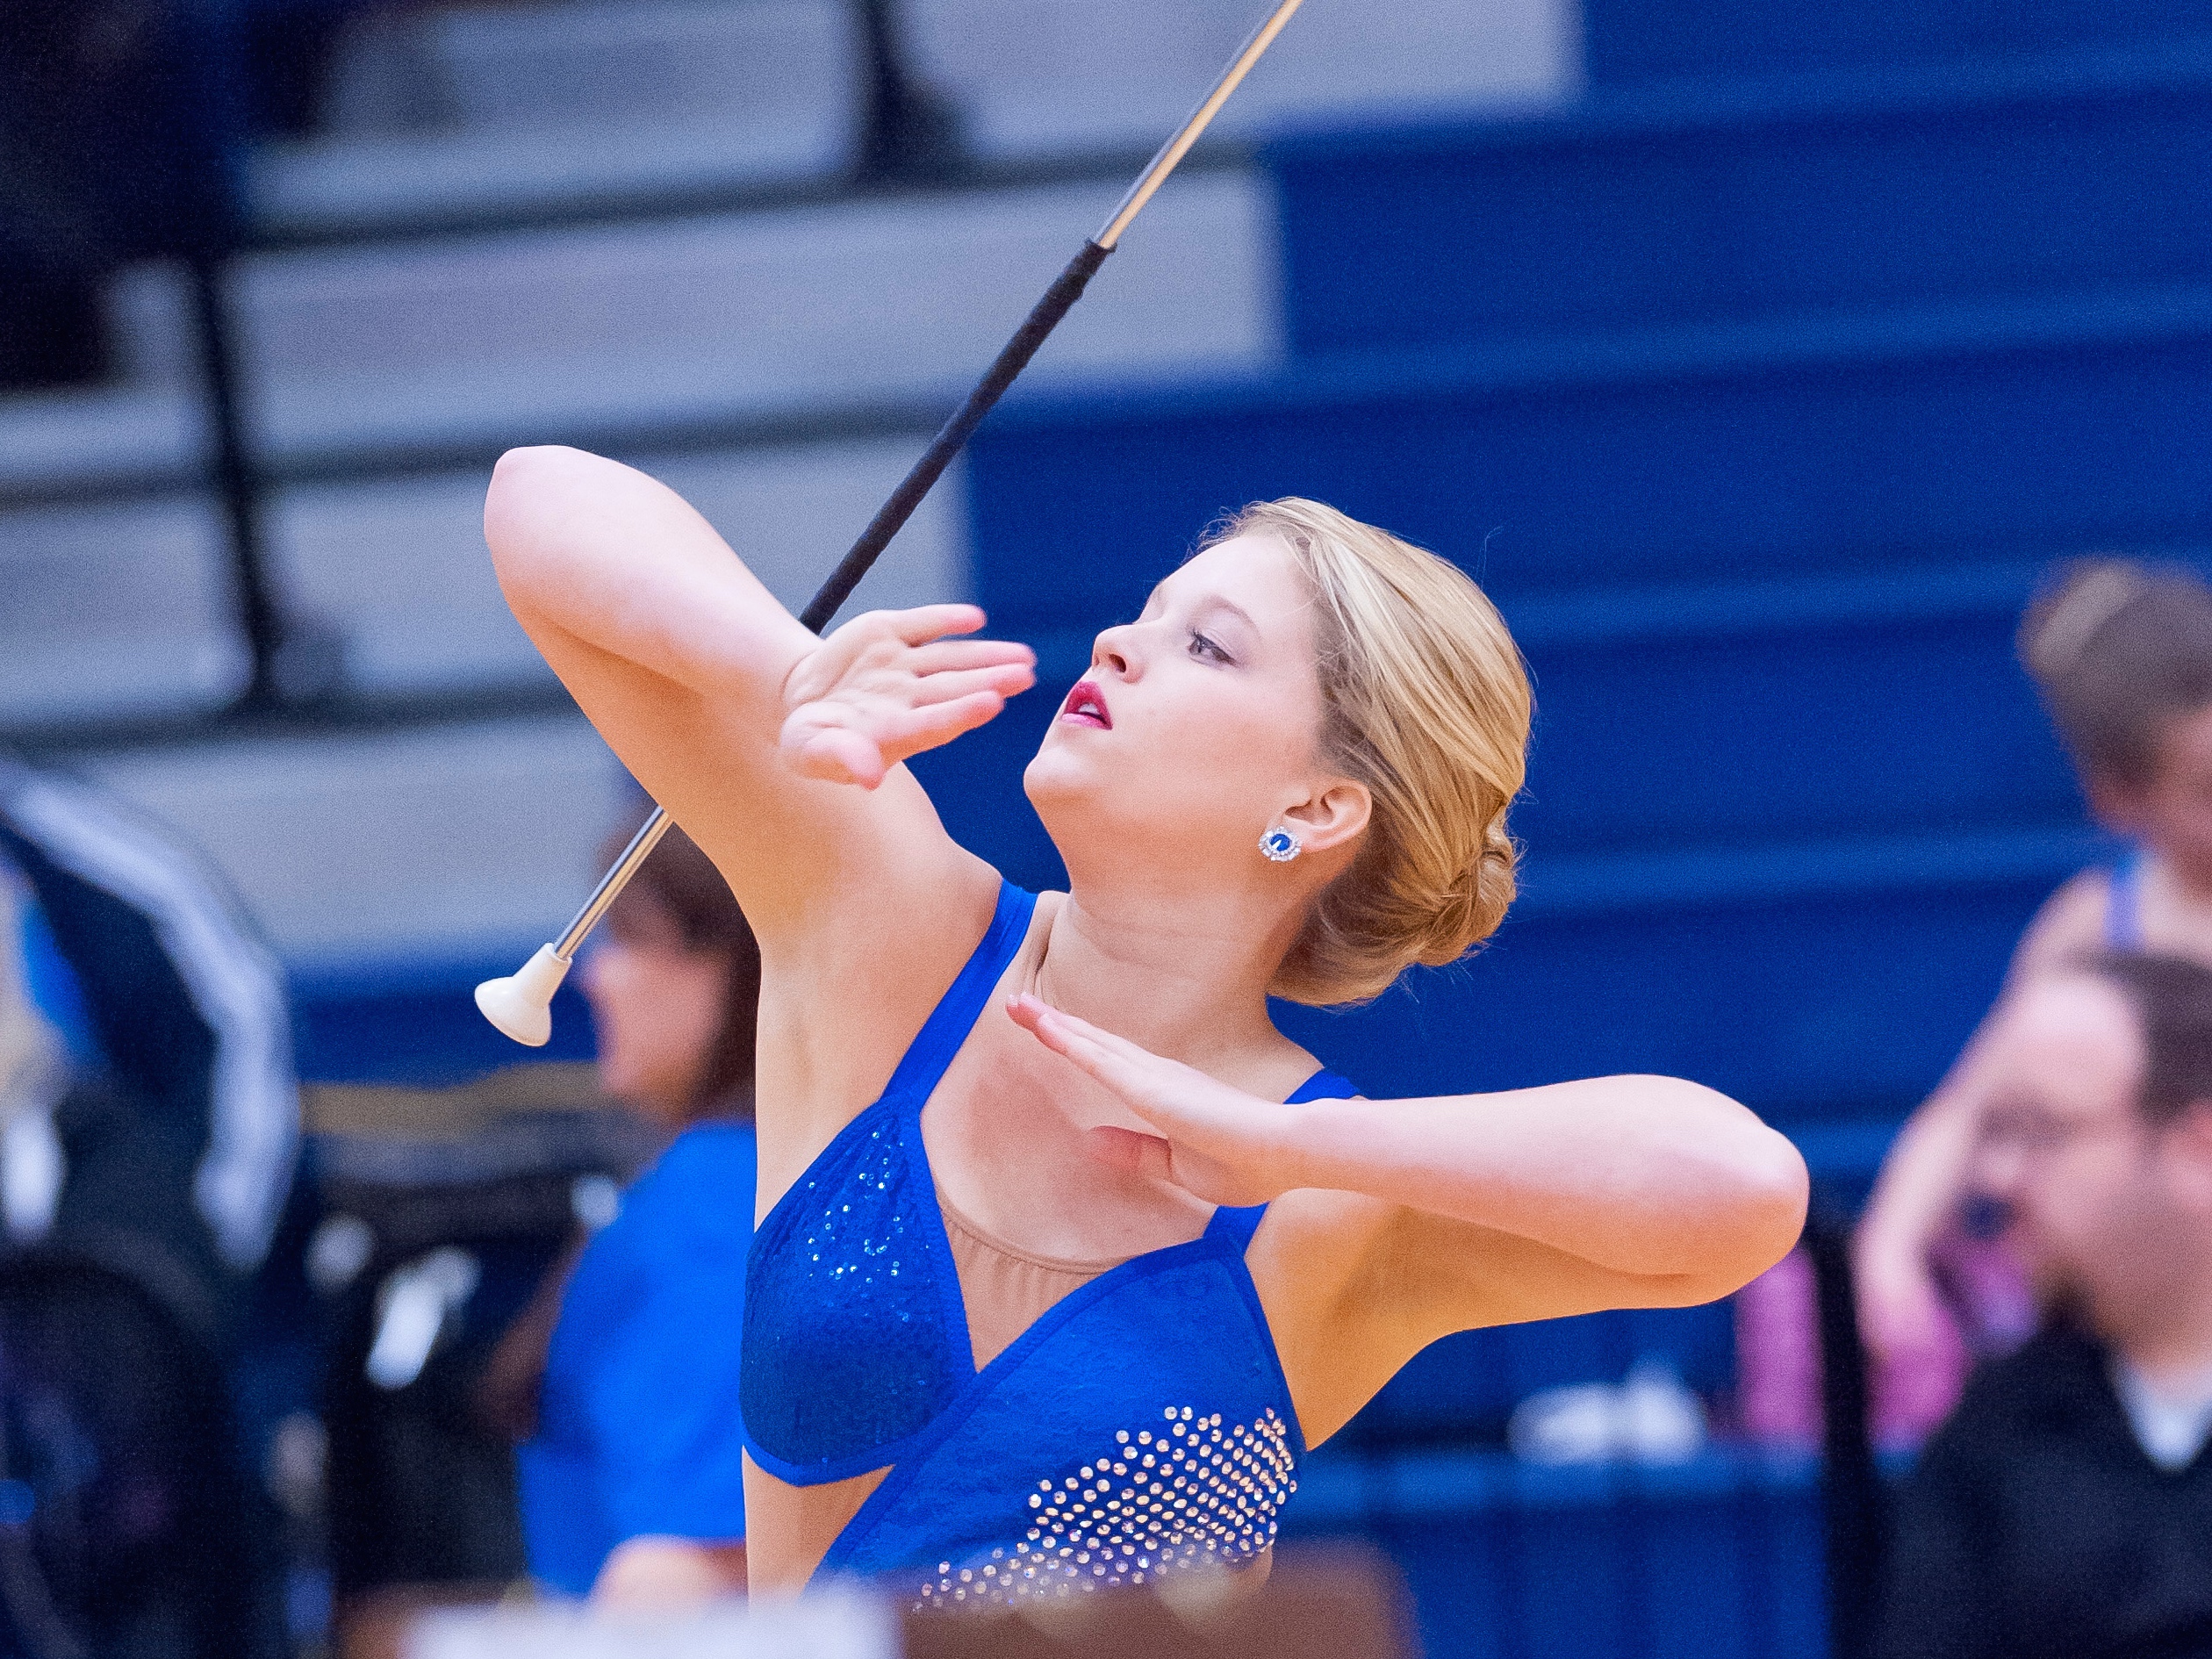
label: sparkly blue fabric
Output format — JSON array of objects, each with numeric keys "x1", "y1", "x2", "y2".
[
  {"x1": 742, "y1": 880, "x2": 1038, "y2": 1483},
  {"x1": 740, "y1": 876, "x2": 1360, "y2": 1603},
  {"x1": 820, "y1": 1187, "x2": 1343, "y2": 1607},
  {"x1": 743, "y1": 875, "x2": 1354, "y2": 1601}
]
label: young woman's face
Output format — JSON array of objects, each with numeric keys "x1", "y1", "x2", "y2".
[
  {"x1": 1023, "y1": 534, "x2": 1333, "y2": 873},
  {"x1": 578, "y1": 897, "x2": 728, "y2": 1128}
]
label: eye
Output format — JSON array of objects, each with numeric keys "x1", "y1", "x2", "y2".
[{"x1": 1188, "y1": 630, "x2": 1232, "y2": 664}]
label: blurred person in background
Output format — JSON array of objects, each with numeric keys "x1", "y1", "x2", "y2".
[
  {"x1": 0, "y1": 758, "x2": 297, "y2": 1337},
  {"x1": 1874, "y1": 952, "x2": 2212, "y2": 1659},
  {"x1": 1856, "y1": 562, "x2": 2212, "y2": 1442},
  {"x1": 499, "y1": 820, "x2": 759, "y2": 1606},
  {"x1": 0, "y1": 759, "x2": 296, "y2": 1656}
]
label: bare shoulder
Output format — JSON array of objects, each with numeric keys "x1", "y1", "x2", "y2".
[
  {"x1": 2010, "y1": 864, "x2": 2118, "y2": 980},
  {"x1": 1242, "y1": 1188, "x2": 1407, "y2": 1445},
  {"x1": 751, "y1": 850, "x2": 1016, "y2": 1207}
]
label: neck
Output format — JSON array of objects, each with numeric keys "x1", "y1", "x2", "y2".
[
  {"x1": 2101, "y1": 1244, "x2": 2212, "y2": 1389},
  {"x1": 1035, "y1": 865, "x2": 1308, "y2": 1091}
]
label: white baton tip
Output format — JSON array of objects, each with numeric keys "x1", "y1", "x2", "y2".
[{"x1": 474, "y1": 943, "x2": 571, "y2": 1046}]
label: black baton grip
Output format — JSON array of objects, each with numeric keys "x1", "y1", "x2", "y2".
[{"x1": 797, "y1": 239, "x2": 1115, "y2": 635}]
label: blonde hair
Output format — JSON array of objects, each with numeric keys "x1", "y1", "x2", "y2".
[{"x1": 1207, "y1": 499, "x2": 1532, "y2": 1005}]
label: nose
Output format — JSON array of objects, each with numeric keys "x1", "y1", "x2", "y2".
[{"x1": 1091, "y1": 622, "x2": 1133, "y2": 679}]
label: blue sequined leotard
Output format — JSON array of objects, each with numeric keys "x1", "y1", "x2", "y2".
[{"x1": 742, "y1": 880, "x2": 1357, "y2": 1605}]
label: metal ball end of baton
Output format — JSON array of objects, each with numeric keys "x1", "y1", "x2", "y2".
[
  {"x1": 476, "y1": 810, "x2": 669, "y2": 1045},
  {"x1": 473, "y1": 944, "x2": 571, "y2": 1047}
]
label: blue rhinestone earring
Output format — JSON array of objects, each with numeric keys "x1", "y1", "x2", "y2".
[{"x1": 1259, "y1": 826, "x2": 1302, "y2": 863}]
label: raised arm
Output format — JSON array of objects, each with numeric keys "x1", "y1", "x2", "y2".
[
  {"x1": 1009, "y1": 995, "x2": 1806, "y2": 1426},
  {"x1": 484, "y1": 446, "x2": 1032, "y2": 941},
  {"x1": 1852, "y1": 870, "x2": 2108, "y2": 1364},
  {"x1": 1273, "y1": 1074, "x2": 1806, "y2": 1298}
]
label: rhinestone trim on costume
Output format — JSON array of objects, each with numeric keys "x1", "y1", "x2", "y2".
[{"x1": 916, "y1": 1405, "x2": 1297, "y2": 1608}]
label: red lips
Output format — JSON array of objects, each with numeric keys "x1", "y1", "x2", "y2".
[{"x1": 1061, "y1": 680, "x2": 1111, "y2": 729}]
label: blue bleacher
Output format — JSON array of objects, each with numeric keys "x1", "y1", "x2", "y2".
[
  {"x1": 1273, "y1": 45, "x2": 2212, "y2": 356},
  {"x1": 966, "y1": 326, "x2": 2212, "y2": 614},
  {"x1": 1582, "y1": 0, "x2": 2212, "y2": 84},
  {"x1": 1286, "y1": 1445, "x2": 1827, "y2": 1659}
]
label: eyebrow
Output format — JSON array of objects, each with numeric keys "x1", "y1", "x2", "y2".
[{"x1": 1142, "y1": 581, "x2": 1260, "y2": 636}]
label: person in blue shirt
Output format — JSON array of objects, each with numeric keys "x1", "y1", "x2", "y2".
[{"x1": 514, "y1": 820, "x2": 760, "y2": 1604}]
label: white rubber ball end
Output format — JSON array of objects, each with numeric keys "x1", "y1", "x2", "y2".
[{"x1": 474, "y1": 944, "x2": 571, "y2": 1046}]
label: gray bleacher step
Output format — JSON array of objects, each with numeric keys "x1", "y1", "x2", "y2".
[
  {"x1": 0, "y1": 384, "x2": 204, "y2": 499},
  {"x1": 263, "y1": 0, "x2": 854, "y2": 237},
  {"x1": 0, "y1": 495, "x2": 245, "y2": 729},
  {"x1": 901, "y1": 0, "x2": 1577, "y2": 163},
  {"x1": 0, "y1": 169, "x2": 1275, "y2": 501},
  {"x1": 0, "y1": 434, "x2": 966, "y2": 729},
  {"x1": 265, "y1": 0, "x2": 1575, "y2": 239},
  {"x1": 67, "y1": 715, "x2": 630, "y2": 974}
]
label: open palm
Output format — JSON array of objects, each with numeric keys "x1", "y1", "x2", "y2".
[{"x1": 780, "y1": 605, "x2": 1036, "y2": 788}]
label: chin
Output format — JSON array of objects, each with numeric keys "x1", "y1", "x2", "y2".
[
  {"x1": 1023, "y1": 737, "x2": 1104, "y2": 814},
  {"x1": 1023, "y1": 753, "x2": 1088, "y2": 861}
]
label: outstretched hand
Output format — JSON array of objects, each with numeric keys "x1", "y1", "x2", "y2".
[
  {"x1": 1006, "y1": 994, "x2": 1304, "y2": 1208},
  {"x1": 780, "y1": 605, "x2": 1036, "y2": 788}
]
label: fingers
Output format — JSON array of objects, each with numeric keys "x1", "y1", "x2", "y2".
[
  {"x1": 1086, "y1": 1125, "x2": 1176, "y2": 1182},
  {"x1": 1008, "y1": 995, "x2": 1158, "y2": 1069},
  {"x1": 1007, "y1": 995, "x2": 1163, "y2": 1105},
  {"x1": 883, "y1": 603, "x2": 988, "y2": 646},
  {"x1": 880, "y1": 689, "x2": 1013, "y2": 753},
  {"x1": 781, "y1": 682, "x2": 1012, "y2": 786},
  {"x1": 906, "y1": 638, "x2": 1038, "y2": 675},
  {"x1": 906, "y1": 663, "x2": 1036, "y2": 708}
]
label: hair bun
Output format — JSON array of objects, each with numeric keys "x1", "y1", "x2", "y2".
[
  {"x1": 1425, "y1": 815, "x2": 1518, "y2": 962},
  {"x1": 2022, "y1": 560, "x2": 2149, "y2": 685},
  {"x1": 1220, "y1": 499, "x2": 1532, "y2": 1006}
]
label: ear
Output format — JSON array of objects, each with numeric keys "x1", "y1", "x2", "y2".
[
  {"x1": 1279, "y1": 779, "x2": 1371, "y2": 856},
  {"x1": 2083, "y1": 772, "x2": 2151, "y2": 837}
]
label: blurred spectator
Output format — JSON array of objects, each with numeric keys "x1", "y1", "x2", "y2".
[
  {"x1": 0, "y1": 758, "x2": 298, "y2": 1334},
  {"x1": 501, "y1": 821, "x2": 759, "y2": 1606},
  {"x1": 0, "y1": 759, "x2": 297, "y2": 1656},
  {"x1": 0, "y1": 0, "x2": 397, "y2": 389},
  {"x1": 1873, "y1": 953, "x2": 2212, "y2": 1659},
  {"x1": 1856, "y1": 561, "x2": 2212, "y2": 1444}
]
